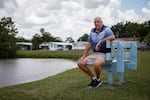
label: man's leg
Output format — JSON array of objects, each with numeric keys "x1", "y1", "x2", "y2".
[
  {"x1": 93, "y1": 58, "x2": 104, "y2": 79},
  {"x1": 77, "y1": 59, "x2": 97, "y2": 87},
  {"x1": 77, "y1": 59, "x2": 95, "y2": 78},
  {"x1": 91, "y1": 58, "x2": 104, "y2": 87}
]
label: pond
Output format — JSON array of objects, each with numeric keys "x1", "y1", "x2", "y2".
[{"x1": 0, "y1": 58, "x2": 77, "y2": 87}]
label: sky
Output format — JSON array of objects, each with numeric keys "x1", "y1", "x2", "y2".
[{"x1": 0, "y1": 0, "x2": 150, "y2": 41}]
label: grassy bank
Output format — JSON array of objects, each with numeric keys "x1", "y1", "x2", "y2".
[
  {"x1": 16, "y1": 50, "x2": 85, "y2": 60},
  {"x1": 0, "y1": 51, "x2": 150, "y2": 100}
]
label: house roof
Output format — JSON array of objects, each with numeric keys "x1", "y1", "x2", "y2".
[
  {"x1": 16, "y1": 42, "x2": 32, "y2": 46},
  {"x1": 39, "y1": 42, "x2": 73, "y2": 46}
]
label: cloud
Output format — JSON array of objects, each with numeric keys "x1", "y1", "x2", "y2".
[
  {"x1": 82, "y1": 0, "x2": 108, "y2": 9},
  {"x1": 61, "y1": 0, "x2": 81, "y2": 11},
  {"x1": 119, "y1": 10, "x2": 141, "y2": 23},
  {"x1": 141, "y1": 1, "x2": 150, "y2": 21},
  {"x1": 0, "y1": 0, "x2": 5, "y2": 8},
  {"x1": 0, "y1": 0, "x2": 150, "y2": 41}
]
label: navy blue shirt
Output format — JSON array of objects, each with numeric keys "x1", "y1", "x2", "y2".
[{"x1": 87, "y1": 25, "x2": 114, "y2": 53}]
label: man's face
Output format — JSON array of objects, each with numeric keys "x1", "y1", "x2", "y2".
[{"x1": 94, "y1": 18, "x2": 103, "y2": 30}]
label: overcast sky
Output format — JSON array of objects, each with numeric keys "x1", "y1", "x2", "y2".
[{"x1": 0, "y1": 0, "x2": 150, "y2": 41}]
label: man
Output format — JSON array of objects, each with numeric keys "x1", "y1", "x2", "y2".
[{"x1": 77, "y1": 16, "x2": 115, "y2": 88}]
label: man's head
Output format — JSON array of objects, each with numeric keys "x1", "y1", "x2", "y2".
[{"x1": 94, "y1": 17, "x2": 103, "y2": 31}]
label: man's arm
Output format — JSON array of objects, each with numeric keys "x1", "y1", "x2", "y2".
[
  {"x1": 96, "y1": 34, "x2": 115, "y2": 51},
  {"x1": 100, "y1": 34, "x2": 115, "y2": 43},
  {"x1": 80, "y1": 42, "x2": 92, "y2": 60}
]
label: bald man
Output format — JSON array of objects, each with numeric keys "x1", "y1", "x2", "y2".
[{"x1": 77, "y1": 17, "x2": 115, "y2": 88}]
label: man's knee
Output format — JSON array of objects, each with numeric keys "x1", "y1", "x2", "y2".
[{"x1": 77, "y1": 60, "x2": 87, "y2": 67}]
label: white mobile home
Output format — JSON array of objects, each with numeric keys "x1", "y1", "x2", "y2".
[
  {"x1": 39, "y1": 42, "x2": 73, "y2": 51},
  {"x1": 16, "y1": 42, "x2": 32, "y2": 50},
  {"x1": 73, "y1": 41, "x2": 87, "y2": 50}
]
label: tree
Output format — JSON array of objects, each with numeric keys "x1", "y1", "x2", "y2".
[
  {"x1": 32, "y1": 28, "x2": 63, "y2": 49},
  {"x1": 77, "y1": 33, "x2": 88, "y2": 41},
  {"x1": 40, "y1": 28, "x2": 53, "y2": 42},
  {"x1": 40, "y1": 28, "x2": 61, "y2": 42},
  {"x1": 54, "y1": 37, "x2": 63, "y2": 42},
  {"x1": 0, "y1": 17, "x2": 18, "y2": 58},
  {"x1": 16, "y1": 37, "x2": 31, "y2": 42},
  {"x1": 145, "y1": 32, "x2": 150, "y2": 43},
  {"x1": 111, "y1": 22, "x2": 126, "y2": 38},
  {"x1": 65, "y1": 37, "x2": 74, "y2": 43},
  {"x1": 32, "y1": 33, "x2": 42, "y2": 50},
  {"x1": 138, "y1": 20, "x2": 150, "y2": 41},
  {"x1": 111, "y1": 20, "x2": 150, "y2": 41}
]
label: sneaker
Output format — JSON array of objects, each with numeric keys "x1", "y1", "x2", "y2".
[
  {"x1": 91, "y1": 80, "x2": 103, "y2": 88},
  {"x1": 88, "y1": 79, "x2": 95, "y2": 87}
]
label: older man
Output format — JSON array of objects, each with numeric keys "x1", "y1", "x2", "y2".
[{"x1": 77, "y1": 17, "x2": 115, "y2": 88}]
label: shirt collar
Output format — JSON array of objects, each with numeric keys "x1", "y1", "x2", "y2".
[{"x1": 92, "y1": 25, "x2": 105, "y2": 33}]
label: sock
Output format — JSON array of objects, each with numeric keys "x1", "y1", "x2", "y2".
[
  {"x1": 92, "y1": 77, "x2": 96, "y2": 80},
  {"x1": 96, "y1": 78, "x2": 100, "y2": 81}
]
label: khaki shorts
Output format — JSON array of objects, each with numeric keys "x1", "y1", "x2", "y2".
[{"x1": 85, "y1": 52, "x2": 105, "y2": 63}]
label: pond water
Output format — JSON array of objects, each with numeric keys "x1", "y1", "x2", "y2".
[{"x1": 0, "y1": 58, "x2": 77, "y2": 87}]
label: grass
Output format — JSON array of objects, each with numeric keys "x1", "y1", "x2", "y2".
[
  {"x1": 0, "y1": 51, "x2": 150, "y2": 100},
  {"x1": 16, "y1": 50, "x2": 85, "y2": 60}
]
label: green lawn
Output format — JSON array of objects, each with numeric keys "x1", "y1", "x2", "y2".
[
  {"x1": 0, "y1": 51, "x2": 150, "y2": 100},
  {"x1": 16, "y1": 50, "x2": 85, "y2": 60}
]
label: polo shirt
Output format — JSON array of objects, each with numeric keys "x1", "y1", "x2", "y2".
[{"x1": 87, "y1": 25, "x2": 114, "y2": 53}]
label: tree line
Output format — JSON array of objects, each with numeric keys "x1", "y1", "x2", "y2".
[{"x1": 0, "y1": 17, "x2": 150, "y2": 58}]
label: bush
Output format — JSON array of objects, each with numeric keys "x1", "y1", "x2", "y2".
[
  {"x1": 0, "y1": 44, "x2": 17, "y2": 58},
  {"x1": 145, "y1": 33, "x2": 150, "y2": 43}
]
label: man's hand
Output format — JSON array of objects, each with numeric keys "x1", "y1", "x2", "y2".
[
  {"x1": 95, "y1": 40, "x2": 102, "y2": 51},
  {"x1": 79, "y1": 56, "x2": 85, "y2": 61}
]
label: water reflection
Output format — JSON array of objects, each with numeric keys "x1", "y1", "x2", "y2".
[{"x1": 0, "y1": 58, "x2": 77, "y2": 87}]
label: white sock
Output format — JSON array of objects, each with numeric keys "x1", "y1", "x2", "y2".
[
  {"x1": 92, "y1": 77, "x2": 96, "y2": 80},
  {"x1": 96, "y1": 78, "x2": 100, "y2": 81}
]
